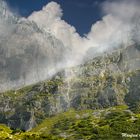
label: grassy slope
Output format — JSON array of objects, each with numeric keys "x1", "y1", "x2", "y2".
[{"x1": 1, "y1": 105, "x2": 140, "y2": 140}]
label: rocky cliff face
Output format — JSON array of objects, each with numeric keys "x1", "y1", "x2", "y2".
[
  {"x1": 61, "y1": 44, "x2": 140, "y2": 110},
  {"x1": 0, "y1": 44, "x2": 140, "y2": 130},
  {"x1": 0, "y1": 0, "x2": 17, "y2": 23},
  {"x1": 0, "y1": 1, "x2": 67, "y2": 91}
]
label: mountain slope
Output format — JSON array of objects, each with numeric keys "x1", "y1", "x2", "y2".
[
  {"x1": 0, "y1": 44, "x2": 140, "y2": 131},
  {"x1": 1, "y1": 106, "x2": 140, "y2": 140}
]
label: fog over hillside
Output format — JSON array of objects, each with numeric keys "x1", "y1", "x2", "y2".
[{"x1": 0, "y1": 0, "x2": 140, "y2": 91}]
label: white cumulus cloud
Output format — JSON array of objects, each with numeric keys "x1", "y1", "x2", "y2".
[
  {"x1": 28, "y1": 0, "x2": 140, "y2": 61},
  {"x1": 0, "y1": 0, "x2": 140, "y2": 91}
]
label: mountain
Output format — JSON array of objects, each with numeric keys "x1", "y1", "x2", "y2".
[
  {"x1": 0, "y1": 0, "x2": 17, "y2": 23},
  {"x1": 0, "y1": 1, "x2": 140, "y2": 139},
  {"x1": 0, "y1": 1, "x2": 67, "y2": 92},
  {"x1": 0, "y1": 43, "x2": 140, "y2": 132}
]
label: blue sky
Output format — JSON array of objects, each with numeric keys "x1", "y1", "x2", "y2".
[{"x1": 5, "y1": 0, "x2": 106, "y2": 35}]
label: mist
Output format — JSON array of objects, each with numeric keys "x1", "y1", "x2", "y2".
[
  {"x1": 28, "y1": 0, "x2": 140, "y2": 59},
  {"x1": 0, "y1": 0, "x2": 140, "y2": 91}
]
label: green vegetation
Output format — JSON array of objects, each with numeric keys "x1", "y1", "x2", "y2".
[
  {"x1": 1, "y1": 106, "x2": 140, "y2": 140},
  {"x1": 33, "y1": 106, "x2": 140, "y2": 139},
  {"x1": 0, "y1": 124, "x2": 63, "y2": 140}
]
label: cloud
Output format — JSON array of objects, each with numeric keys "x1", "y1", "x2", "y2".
[
  {"x1": 83, "y1": 0, "x2": 140, "y2": 56},
  {"x1": 28, "y1": 2, "x2": 63, "y2": 29},
  {"x1": 28, "y1": 2, "x2": 86, "y2": 64},
  {"x1": 0, "y1": 1, "x2": 68, "y2": 91},
  {"x1": 28, "y1": 0, "x2": 140, "y2": 59},
  {"x1": 102, "y1": 0, "x2": 140, "y2": 21},
  {"x1": 102, "y1": 0, "x2": 140, "y2": 44},
  {"x1": 0, "y1": 0, "x2": 140, "y2": 91}
]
